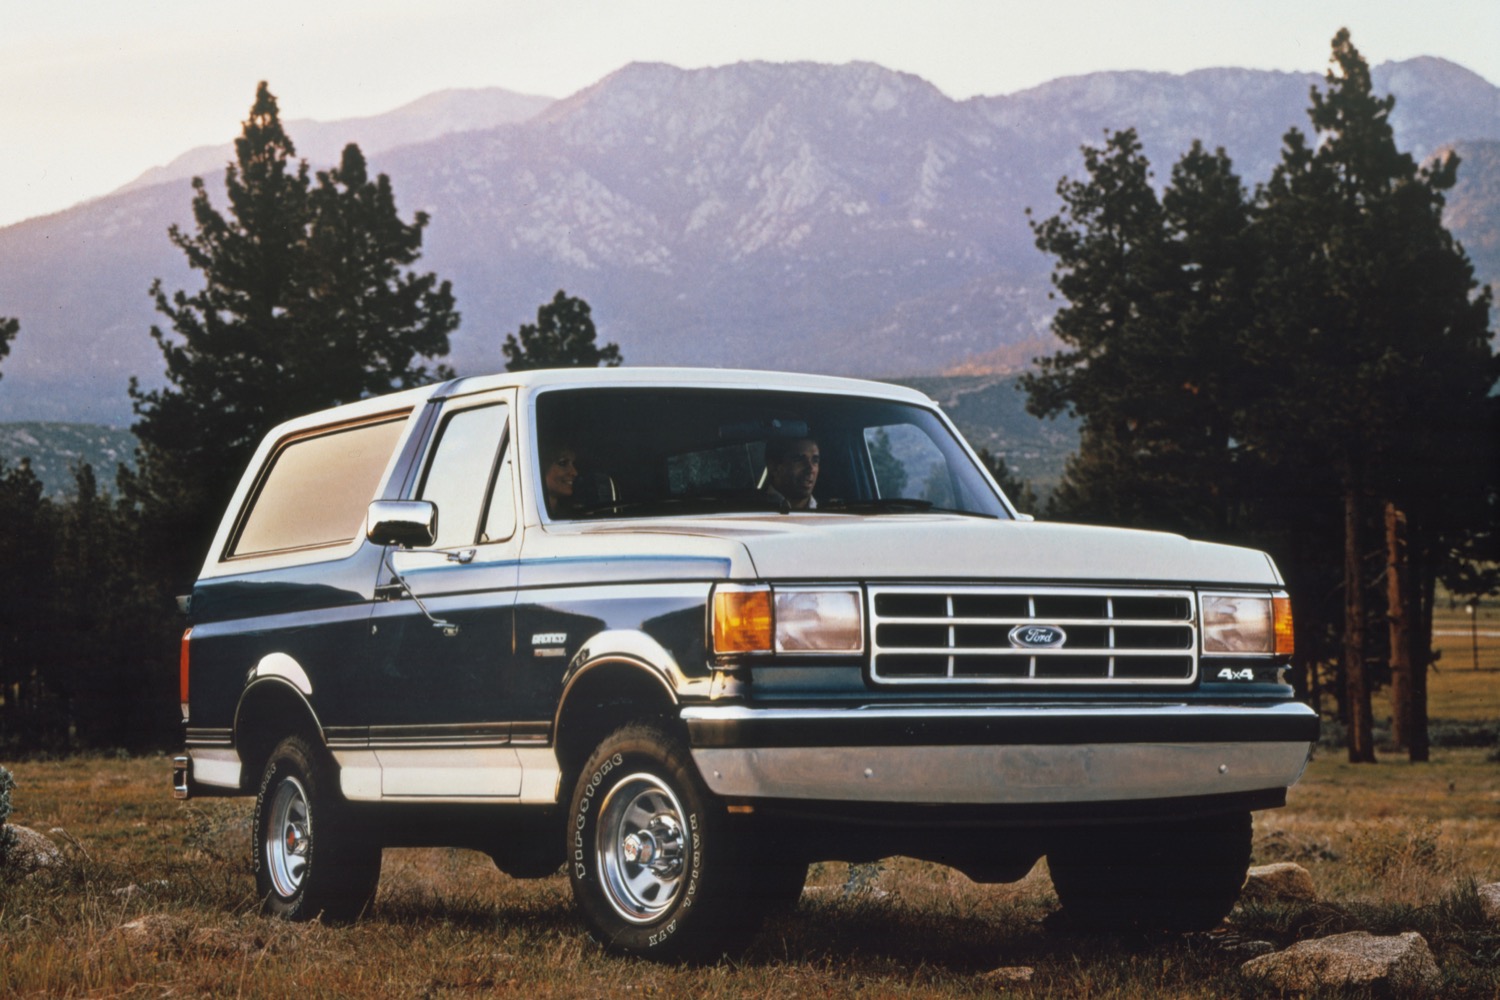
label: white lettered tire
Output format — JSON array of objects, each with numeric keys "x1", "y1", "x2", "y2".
[
  {"x1": 567, "y1": 721, "x2": 763, "y2": 959},
  {"x1": 253, "y1": 734, "x2": 382, "y2": 922}
]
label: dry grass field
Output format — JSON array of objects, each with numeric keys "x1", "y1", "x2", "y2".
[{"x1": 3, "y1": 611, "x2": 1499, "y2": 998}]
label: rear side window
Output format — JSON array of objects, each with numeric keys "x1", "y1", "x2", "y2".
[{"x1": 229, "y1": 415, "x2": 408, "y2": 559}]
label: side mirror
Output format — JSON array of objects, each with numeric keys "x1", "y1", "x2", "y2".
[{"x1": 367, "y1": 500, "x2": 438, "y2": 549}]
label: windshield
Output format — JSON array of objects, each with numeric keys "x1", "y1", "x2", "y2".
[{"x1": 533, "y1": 386, "x2": 1012, "y2": 521}]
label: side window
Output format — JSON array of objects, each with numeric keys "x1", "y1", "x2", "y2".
[
  {"x1": 417, "y1": 403, "x2": 509, "y2": 549},
  {"x1": 864, "y1": 424, "x2": 955, "y2": 507},
  {"x1": 230, "y1": 415, "x2": 408, "y2": 559},
  {"x1": 482, "y1": 451, "x2": 516, "y2": 543}
]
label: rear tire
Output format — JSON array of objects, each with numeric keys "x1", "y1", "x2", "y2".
[
  {"x1": 253, "y1": 735, "x2": 381, "y2": 922},
  {"x1": 1047, "y1": 811, "x2": 1252, "y2": 932}
]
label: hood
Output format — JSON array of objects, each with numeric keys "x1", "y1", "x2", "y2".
[{"x1": 558, "y1": 513, "x2": 1281, "y2": 588}]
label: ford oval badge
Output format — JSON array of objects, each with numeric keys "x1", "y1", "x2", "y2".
[{"x1": 1008, "y1": 625, "x2": 1067, "y2": 649}]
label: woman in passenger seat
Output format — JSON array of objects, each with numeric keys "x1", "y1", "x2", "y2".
[{"x1": 542, "y1": 443, "x2": 580, "y2": 518}]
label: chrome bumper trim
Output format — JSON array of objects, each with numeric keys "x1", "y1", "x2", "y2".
[
  {"x1": 171, "y1": 755, "x2": 190, "y2": 799},
  {"x1": 683, "y1": 702, "x2": 1316, "y2": 805},
  {"x1": 177, "y1": 747, "x2": 243, "y2": 793},
  {"x1": 691, "y1": 740, "x2": 1313, "y2": 805}
]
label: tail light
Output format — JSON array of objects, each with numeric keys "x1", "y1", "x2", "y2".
[{"x1": 179, "y1": 628, "x2": 192, "y2": 722}]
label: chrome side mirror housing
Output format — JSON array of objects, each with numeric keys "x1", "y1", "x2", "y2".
[{"x1": 367, "y1": 500, "x2": 438, "y2": 549}]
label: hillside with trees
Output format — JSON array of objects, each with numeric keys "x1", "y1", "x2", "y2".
[{"x1": 1024, "y1": 31, "x2": 1498, "y2": 762}]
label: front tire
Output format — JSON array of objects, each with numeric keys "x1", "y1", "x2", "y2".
[
  {"x1": 1047, "y1": 811, "x2": 1252, "y2": 932},
  {"x1": 567, "y1": 721, "x2": 763, "y2": 959},
  {"x1": 253, "y1": 735, "x2": 381, "y2": 922}
]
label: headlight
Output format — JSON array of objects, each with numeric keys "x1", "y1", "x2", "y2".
[
  {"x1": 774, "y1": 589, "x2": 863, "y2": 652},
  {"x1": 1201, "y1": 592, "x2": 1294, "y2": 657},
  {"x1": 711, "y1": 584, "x2": 864, "y2": 656}
]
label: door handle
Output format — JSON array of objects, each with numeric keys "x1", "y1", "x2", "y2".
[{"x1": 447, "y1": 549, "x2": 476, "y2": 564}]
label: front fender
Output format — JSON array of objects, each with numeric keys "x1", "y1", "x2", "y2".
[{"x1": 560, "y1": 629, "x2": 715, "y2": 708}]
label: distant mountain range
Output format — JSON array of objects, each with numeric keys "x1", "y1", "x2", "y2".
[
  {"x1": 0, "y1": 423, "x2": 137, "y2": 497},
  {"x1": 0, "y1": 57, "x2": 1496, "y2": 427}
]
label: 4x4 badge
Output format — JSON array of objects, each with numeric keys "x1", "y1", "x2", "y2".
[{"x1": 1008, "y1": 625, "x2": 1067, "y2": 649}]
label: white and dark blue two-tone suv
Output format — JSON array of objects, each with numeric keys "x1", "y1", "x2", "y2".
[{"x1": 172, "y1": 367, "x2": 1317, "y2": 958}]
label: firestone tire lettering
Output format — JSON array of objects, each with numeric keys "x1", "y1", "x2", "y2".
[
  {"x1": 566, "y1": 722, "x2": 763, "y2": 960},
  {"x1": 252, "y1": 734, "x2": 382, "y2": 923}
]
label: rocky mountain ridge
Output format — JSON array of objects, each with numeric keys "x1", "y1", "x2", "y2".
[{"x1": 0, "y1": 57, "x2": 1495, "y2": 425}]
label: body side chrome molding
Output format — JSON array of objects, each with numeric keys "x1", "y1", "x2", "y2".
[
  {"x1": 682, "y1": 701, "x2": 1317, "y2": 722},
  {"x1": 333, "y1": 746, "x2": 561, "y2": 804}
]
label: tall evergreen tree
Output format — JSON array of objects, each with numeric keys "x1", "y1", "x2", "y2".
[
  {"x1": 130, "y1": 82, "x2": 458, "y2": 587},
  {"x1": 0, "y1": 458, "x2": 61, "y2": 748},
  {"x1": 0, "y1": 317, "x2": 16, "y2": 378},
  {"x1": 1023, "y1": 132, "x2": 1258, "y2": 539},
  {"x1": 1023, "y1": 31, "x2": 1494, "y2": 763},
  {"x1": 503, "y1": 290, "x2": 621, "y2": 372},
  {"x1": 1249, "y1": 30, "x2": 1496, "y2": 761}
]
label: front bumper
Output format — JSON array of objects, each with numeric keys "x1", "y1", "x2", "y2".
[{"x1": 684, "y1": 701, "x2": 1318, "y2": 807}]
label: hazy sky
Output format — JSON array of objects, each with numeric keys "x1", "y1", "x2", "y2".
[{"x1": 2, "y1": 0, "x2": 1497, "y2": 228}]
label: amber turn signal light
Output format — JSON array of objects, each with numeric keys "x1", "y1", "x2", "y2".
[
  {"x1": 1273, "y1": 596, "x2": 1294, "y2": 657},
  {"x1": 712, "y1": 588, "x2": 773, "y2": 654}
]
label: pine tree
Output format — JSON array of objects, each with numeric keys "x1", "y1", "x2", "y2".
[
  {"x1": 1023, "y1": 132, "x2": 1258, "y2": 538},
  {"x1": 0, "y1": 458, "x2": 61, "y2": 747},
  {"x1": 130, "y1": 82, "x2": 458, "y2": 586},
  {"x1": 0, "y1": 317, "x2": 16, "y2": 376},
  {"x1": 976, "y1": 448, "x2": 1039, "y2": 513},
  {"x1": 1249, "y1": 30, "x2": 1496, "y2": 762},
  {"x1": 1022, "y1": 31, "x2": 1495, "y2": 764},
  {"x1": 502, "y1": 290, "x2": 621, "y2": 371}
]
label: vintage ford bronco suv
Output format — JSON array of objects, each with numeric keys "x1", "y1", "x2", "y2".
[{"x1": 173, "y1": 367, "x2": 1317, "y2": 957}]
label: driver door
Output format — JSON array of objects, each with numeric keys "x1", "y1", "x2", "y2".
[{"x1": 367, "y1": 392, "x2": 524, "y2": 796}]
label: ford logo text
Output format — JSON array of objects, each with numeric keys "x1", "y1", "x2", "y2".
[{"x1": 1008, "y1": 625, "x2": 1067, "y2": 649}]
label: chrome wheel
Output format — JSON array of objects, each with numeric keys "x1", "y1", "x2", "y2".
[
  {"x1": 265, "y1": 774, "x2": 311, "y2": 899},
  {"x1": 596, "y1": 772, "x2": 689, "y2": 923}
]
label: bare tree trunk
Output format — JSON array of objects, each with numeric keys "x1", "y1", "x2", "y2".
[
  {"x1": 1408, "y1": 528, "x2": 1434, "y2": 763},
  {"x1": 1386, "y1": 501, "x2": 1412, "y2": 750},
  {"x1": 1344, "y1": 487, "x2": 1376, "y2": 762}
]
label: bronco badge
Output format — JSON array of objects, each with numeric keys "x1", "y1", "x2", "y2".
[{"x1": 1008, "y1": 625, "x2": 1067, "y2": 649}]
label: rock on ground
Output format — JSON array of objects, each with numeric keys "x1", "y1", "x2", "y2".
[
  {"x1": 1239, "y1": 861, "x2": 1318, "y2": 903},
  {"x1": 1240, "y1": 930, "x2": 1441, "y2": 995},
  {"x1": 1, "y1": 825, "x2": 61, "y2": 875},
  {"x1": 110, "y1": 913, "x2": 277, "y2": 958},
  {"x1": 1477, "y1": 882, "x2": 1500, "y2": 922},
  {"x1": 980, "y1": 966, "x2": 1034, "y2": 984}
]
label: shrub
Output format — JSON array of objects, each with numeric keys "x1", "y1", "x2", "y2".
[{"x1": 0, "y1": 765, "x2": 16, "y2": 862}]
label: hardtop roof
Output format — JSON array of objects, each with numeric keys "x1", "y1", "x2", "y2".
[{"x1": 437, "y1": 366, "x2": 934, "y2": 404}]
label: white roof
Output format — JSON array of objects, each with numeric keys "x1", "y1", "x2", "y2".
[{"x1": 438, "y1": 366, "x2": 935, "y2": 404}]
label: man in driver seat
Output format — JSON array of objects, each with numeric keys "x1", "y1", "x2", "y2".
[{"x1": 764, "y1": 435, "x2": 819, "y2": 510}]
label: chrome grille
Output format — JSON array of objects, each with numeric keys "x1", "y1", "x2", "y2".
[{"x1": 869, "y1": 586, "x2": 1199, "y2": 686}]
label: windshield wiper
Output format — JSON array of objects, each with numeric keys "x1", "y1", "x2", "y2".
[
  {"x1": 819, "y1": 498, "x2": 935, "y2": 514},
  {"x1": 573, "y1": 492, "x2": 786, "y2": 519},
  {"x1": 819, "y1": 498, "x2": 1001, "y2": 519}
]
